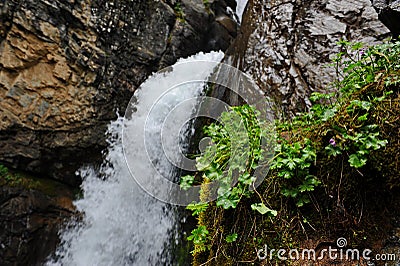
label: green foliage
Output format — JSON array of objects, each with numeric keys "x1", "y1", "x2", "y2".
[
  {"x1": 187, "y1": 39, "x2": 398, "y2": 261},
  {"x1": 181, "y1": 104, "x2": 272, "y2": 252},
  {"x1": 187, "y1": 226, "x2": 209, "y2": 253},
  {"x1": 201, "y1": 105, "x2": 267, "y2": 209},
  {"x1": 319, "y1": 40, "x2": 396, "y2": 168},
  {"x1": 333, "y1": 39, "x2": 400, "y2": 93},
  {"x1": 0, "y1": 164, "x2": 21, "y2": 184},
  {"x1": 180, "y1": 175, "x2": 194, "y2": 190},
  {"x1": 0, "y1": 164, "x2": 8, "y2": 177},
  {"x1": 289, "y1": 40, "x2": 394, "y2": 172},
  {"x1": 272, "y1": 40, "x2": 395, "y2": 205},
  {"x1": 0, "y1": 164, "x2": 68, "y2": 196},
  {"x1": 340, "y1": 128, "x2": 388, "y2": 168},
  {"x1": 271, "y1": 138, "x2": 321, "y2": 207},
  {"x1": 180, "y1": 104, "x2": 268, "y2": 212},
  {"x1": 251, "y1": 203, "x2": 278, "y2": 216},
  {"x1": 174, "y1": 2, "x2": 185, "y2": 22},
  {"x1": 225, "y1": 233, "x2": 238, "y2": 243},
  {"x1": 189, "y1": 39, "x2": 399, "y2": 265},
  {"x1": 186, "y1": 202, "x2": 209, "y2": 216}
]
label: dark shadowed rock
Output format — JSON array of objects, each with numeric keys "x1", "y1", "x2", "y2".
[
  {"x1": 371, "y1": 0, "x2": 400, "y2": 37},
  {"x1": 0, "y1": 178, "x2": 75, "y2": 265}
]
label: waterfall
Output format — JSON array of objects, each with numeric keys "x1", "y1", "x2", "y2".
[
  {"x1": 48, "y1": 51, "x2": 224, "y2": 266},
  {"x1": 236, "y1": 0, "x2": 248, "y2": 23}
]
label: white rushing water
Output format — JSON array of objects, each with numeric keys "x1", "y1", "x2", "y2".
[
  {"x1": 48, "y1": 51, "x2": 224, "y2": 266},
  {"x1": 236, "y1": 0, "x2": 248, "y2": 23}
]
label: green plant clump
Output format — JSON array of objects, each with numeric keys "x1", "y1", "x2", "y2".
[
  {"x1": 183, "y1": 38, "x2": 400, "y2": 264},
  {"x1": 0, "y1": 164, "x2": 21, "y2": 184},
  {"x1": 174, "y1": 2, "x2": 185, "y2": 22},
  {"x1": 181, "y1": 104, "x2": 275, "y2": 253}
]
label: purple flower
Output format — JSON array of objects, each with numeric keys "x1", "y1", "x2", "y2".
[{"x1": 329, "y1": 138, "x2": 336, "y2": 146}]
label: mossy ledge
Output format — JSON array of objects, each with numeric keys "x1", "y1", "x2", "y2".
[
  {"x1": 0, "y1": 164, "x2": 78, "y2": 197},
  {"x1": 189, "y1": 40, "x2": 400, "y2": 265}
]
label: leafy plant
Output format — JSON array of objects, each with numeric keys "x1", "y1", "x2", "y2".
[
  {"x1": 0, "y1": 164, "x2": 22, "y2": 184},
  {"x1": 341, "y1": 128, "x2": 388, "y2": 168},
  {"x1": 0, "y1": 164, "x2": 8, "y2": 177},
  {"x1": 184, "y1": 39, "x2": 398, "y2": 258},
  {"x1": 185, "y1": 39, "x2": 399, "y2": 263},
  {"x1": 187, "y1": 226, "x2": 209, "y2": 253},
  {"x1": 251, "y1": 203, "x2": 278, "y2": 216},
  {"x1": 181, "y1": 104, "x2": 270, "y2": 211},
  {"x1": 186, "y1": 202, "x2": 209, "y2": 216},
  {"x1": 174, "y1": 2, "x2": 185, "y2": 22},
  {"x1": 225, "y1": 233, "x2": 238, "y2": 243},
  {"x1": 333, "y1": 38, "x2": 400, "y2": 93},
  {"x1": 271, "y1": 138, "x2": 320, "y2": 207},
  {"x1": 181, "y1": 104, "x2": 273, "y2": 252},
  {"x1": 180, "y1": 175, "x2": 194, "y2": 190},
  {"x1": 303, "y1": 40, "x2": 394, "y2": 170}
]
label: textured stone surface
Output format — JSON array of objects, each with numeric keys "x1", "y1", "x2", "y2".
[
  {"x1": 0, "y1": 0, "x2": 237, "y2": 185},
  {"x1": 0, "y1": 181, "x2": 75, "y2": 265},
  {"x1": 227, "y1": 0, "x2": 391, "y2": 115},
  {"x1": 372, "y1": 0, "x2": 400, "y2": 37}
]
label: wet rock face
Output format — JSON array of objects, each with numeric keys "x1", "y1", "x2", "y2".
[
  {"x1": 0, "y1": 0, "x2": 237, "y2": 185},
  {"x1": 371, "y1": 0, "x2": 400, "y2": 37},
  {"x1": 229, "y1": 0, "x2": 390, "y2": 115},
  {"x1": 0, "y1": 183, "x2": 75, "y2": 265}
]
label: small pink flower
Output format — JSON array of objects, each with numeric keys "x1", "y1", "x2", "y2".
[{"x1": 329, "y1": 138, "x2": 336, "y2": 146}]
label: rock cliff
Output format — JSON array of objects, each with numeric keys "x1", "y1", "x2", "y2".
[
  {"x1": 0, "y1": 0, "x2": 237, "y2": 186},
  {"x1": 227, "y1": 0, "x2": 391, "y2": 115}
]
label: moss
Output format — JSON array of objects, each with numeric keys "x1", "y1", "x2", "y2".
[
  {"x1": 202, "y1": 0, "x2": 212, "y2": 14},
  {"x1": 174, "y1": 2, "x2": 185, "y2": 22},
  {"x1": 191, "y1": 53, "x2": 400, "y2": 265},
  {"x1": 0, "y1": 164, "x2": 76, "y2": 197}
]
